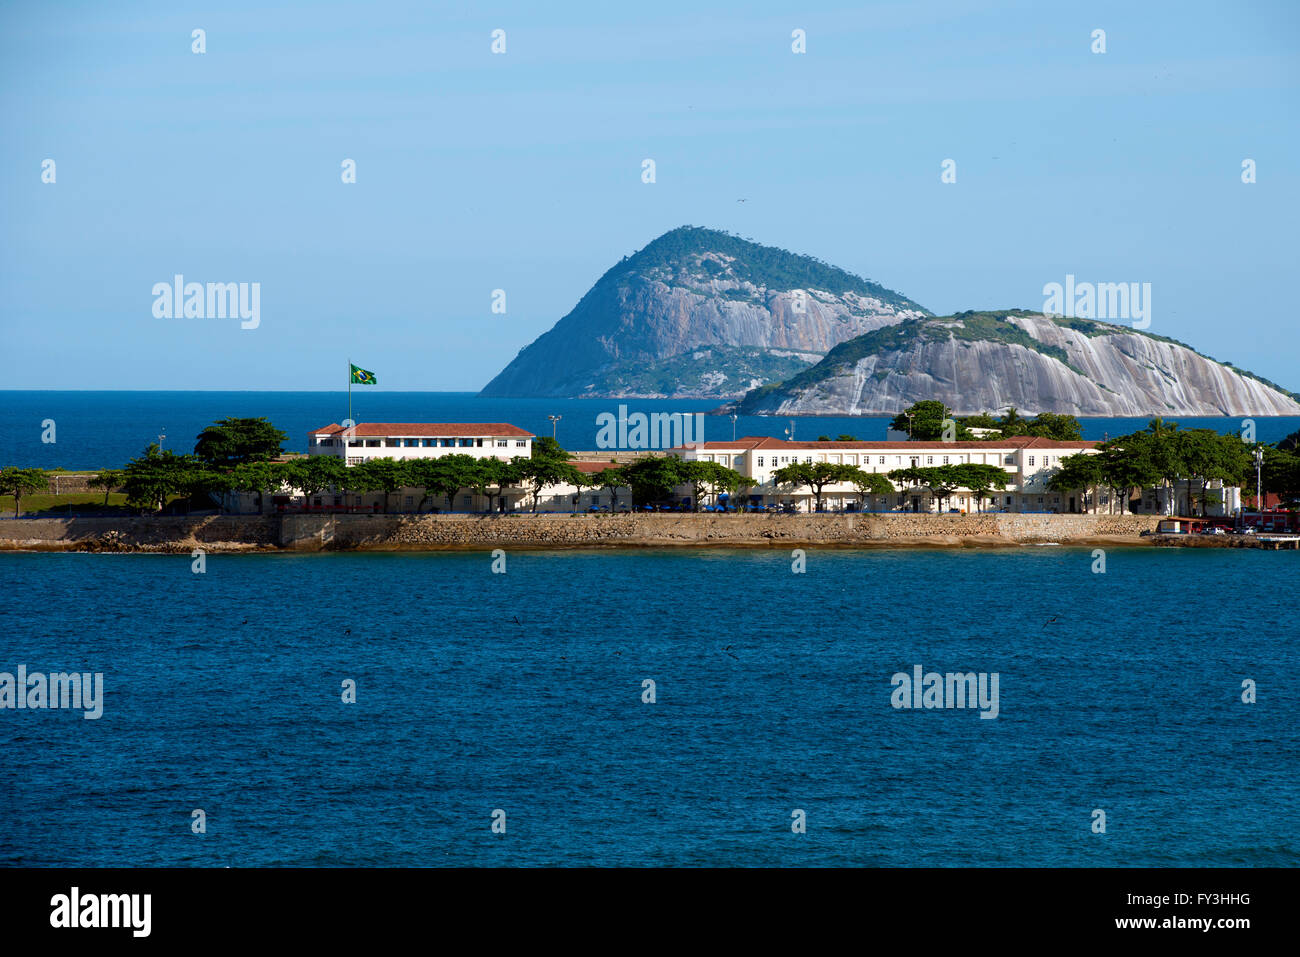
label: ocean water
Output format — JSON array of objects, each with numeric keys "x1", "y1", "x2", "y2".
[
  {"x1": 2, "y1": 391, "x2": 1297, "y2": 469},
  {"x1": 0, "y1": 547, "x2": 1296, "y2": 867}
]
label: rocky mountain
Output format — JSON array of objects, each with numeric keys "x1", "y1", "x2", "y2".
[
  {"x1": 480, "y1": 226, "x2": 929, "y2": 398},
  {"x1": 730, "y1": 311, "x2": 1300, "y2": 416}
]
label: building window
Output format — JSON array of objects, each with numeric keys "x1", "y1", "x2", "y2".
[
  {"x1": 1005, "y1": 455, "x2": 1014, "y2": 465},
  {"x1": 347, "y1": 456, "x2": 362, "y2": 465},
  {"x1": 497, "y1": 440, "x2": 507, "y2": 447},
  {"x1": 757, "y1": 457, "x2": 764, "y2": 467},
  {"x1": 404, "y1": 495, "x2": 413, "y2": 506},
  {"x1": 926, "y1": 456, "x2": 933, "y2": 465},
  {"x1": 463, "y1": 495, "x2": 473, "y2": 506},
  {"x1": 879, "y1": 456, "x2": 886, "y2": 465},
  {"x1": 516, "y1": 440, "x2": 527, "y2": 447},
  {"x1": 942, "y1": 456, "x2": 949, "y2": 465},
  {"x1": 1029, "y1": 456, "x2": 1035, "y2": 466}
]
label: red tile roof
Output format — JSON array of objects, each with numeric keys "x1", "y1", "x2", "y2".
[
  {"x1": 669, "y1": 436, "x2": 1099, "y2": 451},
  {"x1": 309, "y1": 423, "x2": 535, "y2": 438}
]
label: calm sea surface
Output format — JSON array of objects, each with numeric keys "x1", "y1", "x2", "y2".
[
  {"x1": 2, "y1": 391, "x2": 1298, "y2": 468},
  {"x1": 1, "y1": 547, "x2": 1296, "y2": 867}
]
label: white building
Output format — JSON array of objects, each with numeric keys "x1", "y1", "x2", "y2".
[
  {"x1": 307, "y1": 422, "x2": 534, "y2": 464},
  {"x1": 667, "y1": 436, "x2": 1104, "y2": 513}
]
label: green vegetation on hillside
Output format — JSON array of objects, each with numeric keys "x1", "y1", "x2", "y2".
[
  {"x1": 887, "y1": 400, "x2": 1083, "y2": 441},
  {"x1": 733, "y1": 313, "x2": 1081, "y2": 411},
  {"x1": 583, "y1": 345, "x2": 819, "y2": 397},
  {"x1": 607, "y1": 226, "x2": 929, "y2": 312}
]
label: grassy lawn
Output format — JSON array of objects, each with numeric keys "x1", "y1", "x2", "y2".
[{"x1": 8, "y1": 493, "x2": 133, "y2": 516}]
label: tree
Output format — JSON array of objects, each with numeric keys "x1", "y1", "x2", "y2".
[
  {"x1": 468, "y1": 457, "x2": 520, "y2": 514},
  {"x1": 1097, "y1": 438, "x2": 1159, "y2": 514},
  {"x1": 997, "y1": 407, "x2": 1027, "y2": 436},
  {"x1": 88, "y1": 469, "x2": 125, "y2": 506},
  {"x1": 676, "y1": 460, "x2": 749, "y2": 511},
  {"x1": 1022, "y1": 412, "x2": 1083, "y2": 441},
  {"x1": 1045, "y1": 454, "x2": 1104, "y2": 512},
  {"x1": 224, "y1": 461, "x2": 285, "y2": 492},
  {"x1": 848, "y1": 468, "x2": 893, "y2": 510},
  {"x1": 588, "y1": 466, "x2": 628, "y2": 511},
  {"x1": 350, "y1": 458, "x2": 411, "y2": 513},
  {"x1": 194, "y1": 417, "x2": 288, "y2": 468},
  {"x1": 1141, "y1": 420, "x2": 1185, "y2": 515},
  {"x1": 532, "y1": 436, "x2": 570, "y2": 460},
  {"x1": 1176, "y1": 430, "x2": 1250, "y2": 516},
  {"x1": 0, "y1": 467, "x2": 47, "y2": 517},
  {"x1": 772, "y1": 461, "x2": 860, "y2": 511},
  {"x1": 958, "y1": 412, "x2": 1001, "y2": 431},
  {"x1": 621, "y1": 457, "x2": 689, "y2": 507},
  {"x1": 1260, "y1": 445, "x2": 1300, "y2": 506},
  {"x1": 122, "y1": 444, "x2": 209, "y2": 513},
  {"x1": 512, "y1": 456, "x2": 583, "y2": 512},
  {"x1": 889, "y1": 400, "x2": 950, "y2": 440},
  {"x1": 886, "y1": 465, "x2": 962, "y2": 511},
  {"x1": 952, "y1": 463, "x2": 1011, "y2": 512},
  {"x1": 924, "y1": 465, "x2": 963, "y2": 511},
  {"x1": 281, "y1": 456, "x2": 348, "y2": 510},
  {"x1": 406, "y1": 455, "x2": 477, "y2": 513}
]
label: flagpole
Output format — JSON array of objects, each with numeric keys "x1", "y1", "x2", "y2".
[{"x1": 348, "y1": 357, "x2": 352, "y2": 425}]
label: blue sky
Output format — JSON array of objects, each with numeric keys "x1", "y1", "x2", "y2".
[{"x1": 2, "y1": 0, "x2": 1297, "y2": 391}]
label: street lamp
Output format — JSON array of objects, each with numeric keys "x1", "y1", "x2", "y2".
[
  {"x1": 1253, "y1": 446, "x2": 1264, "y2": 513},
  {"x1": 548, "y1": 415, "x2": 561, "y2": 440},
  {"x1": 730, "y1": 414, "x2": 738, "y2": 442},
  {"x1": 784, "y1": 419, "x2": 795, "y2": 442},
  {"x1": 158, "y1": 432, "x2": 166, "y2": 452}
]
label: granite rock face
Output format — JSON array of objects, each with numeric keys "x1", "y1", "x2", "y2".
[
  {"x1": 480, "y1": 226, "x2": 928, "y2": 398},
  {"x1": 733, "y1": 312, "x2": 1300, "y2": 416}
]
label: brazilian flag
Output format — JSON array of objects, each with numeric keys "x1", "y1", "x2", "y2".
[{"x1": 350, "y1": 364, "x2": 377, "y2": 385}]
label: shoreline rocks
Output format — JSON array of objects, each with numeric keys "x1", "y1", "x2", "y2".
[{"x1": 0, "y1": 513, "x2": 1163, "y2": 553}]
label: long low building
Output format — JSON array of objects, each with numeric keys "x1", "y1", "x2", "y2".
[
  {"x1": 668, "y1": 436, "x2": 1105, "y2": 513},
  {"x1": 307, "y1": 422, "x2": 534, "y2": 464},
  {"x1": 219, "y1": 423, "x2": 1236, "y2": 517}
]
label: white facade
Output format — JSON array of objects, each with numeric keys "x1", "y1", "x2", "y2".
[
  {"x1": 307, "y1": 422, "x2": 534, "y2": 465},
  {"x1": 668, "y1": 437, "x2": 1104, "y2": 513}
]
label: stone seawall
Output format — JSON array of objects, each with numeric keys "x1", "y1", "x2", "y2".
[
  {"x1": 0, "y1": 515, "x2": 279, "y2": 552},
  {"x1": 279, "y1": 512, "x2": 1159, "y2": 549},
  {"x1": 0, "y1": 513, "x2": 1162, "y2": 552}
]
